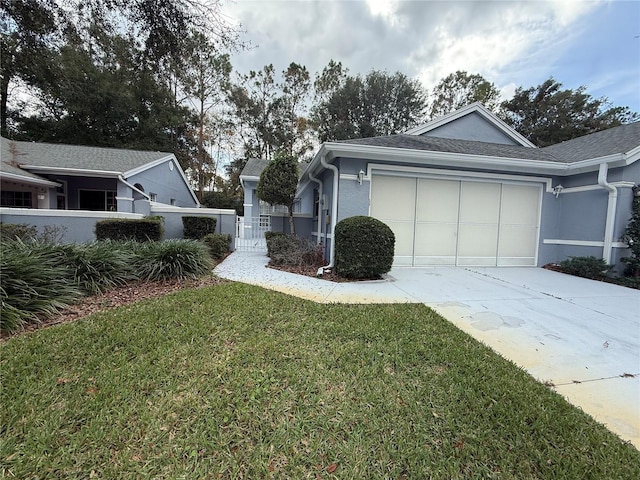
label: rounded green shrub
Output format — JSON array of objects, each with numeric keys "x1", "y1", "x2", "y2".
[
  {"x1": 201, "y1": 233, "x2": 232, "y2": 259},
  {"x1": 182, "y1": 216, "x2": 217, "y2": 240},
  {"x1": 335, "y1": 216, "x2": 395, "y2": 279}
]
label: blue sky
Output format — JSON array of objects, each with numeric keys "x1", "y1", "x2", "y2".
[{"x1": 222, "y1": 0, "x2": 640, "y2": 114}]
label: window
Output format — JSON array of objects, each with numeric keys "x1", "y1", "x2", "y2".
[
  {"x1": 170, "y1": 198, "x2": 176, "y2": 206},
  {"x1": 56, "y1": 180, "x2": 67, "y2": 209},
  {"x1": 150, "y1": 193, "x2": 157, "y2": 202},
  {"x1": 78, "y1": 190, "x2": 117, "y2": 211},
  {"x1": 0, "y1": 191, "x2": 32, "y2": 208}
]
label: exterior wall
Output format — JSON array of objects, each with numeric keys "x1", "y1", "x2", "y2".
[
  {"x1": 150, "y1": 205, "x2": 237, "y2": 240},
  {"x1": 0, "y1": 178, "x2": 51, "y2": 209},
  {"x1": 242, "y1": 180, "x2": 258, "y2": 219},
  {"x1": 269, "y1": 215, "x2": 314, "y2": 238},
  {"x1": 420, "y1": 112, "x2": 520, "y2": 145},
  {"x1": 127, "y1": 160, "x2": 197, "y2": 208},
  {"x1": 38, "y1": 175, "x2": 118, "y2": 210},
  {"x1": 0, "y1": 207, "x2": 144, "y2": 243}
]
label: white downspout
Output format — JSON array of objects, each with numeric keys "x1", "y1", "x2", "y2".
[
  {"x1": 318, "y1": 155, "x2": 339, "y2": 275},
  {"x1": 308, "y1": 170, "x2": 323, "y2": 245},
  {"x1": 118, "y1": 176, "x2": 150, "y2": 200},
  {"x1": 597, "y1": 163, "x2": 618, "y2": 264}
]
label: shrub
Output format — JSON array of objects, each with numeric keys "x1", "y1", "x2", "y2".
[
  {"x1": 60, "y1": 241, "x2": 137, "y2": 295},
  {"x1": 265, "y1": 231, "x2": 288, "y2": 257},
  {"x1": 622, "y1": 195, "x2": 640, "y2": 277},
  {"x1": 96, "y1": 217, "x2": 163, "y2": 242},
  {"x1": 182, "y1": 216, "x2": 217, "y2": 240},
  {"x1": 268, "y1": 235, "x2": 322, "y2": 267},
  {"x1": 134, "y1": 240, "x2": 213, "y2": 280},
  {"x1": 201, "y1": 233, "x2": 232, "y2": 259},
  {"x1": 335, "y1": 216, "x2": 395, "y2": 279},
  {"x1": 558, "y1": 256, "x2": 611, "y2": 280},
  {"x1": 0, "y1": 240, "x2": 82, "y2": 332},
  {"x1": 0, "y1": 223, "x2": 37, "y2": 242}
]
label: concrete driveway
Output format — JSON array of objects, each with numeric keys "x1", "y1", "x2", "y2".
[{"x1": 214, "y1": 252, "x2": 640, "y2": 448}]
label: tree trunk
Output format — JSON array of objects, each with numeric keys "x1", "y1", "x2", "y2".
[{"x1": 288, "y1": 206, "x2": 296, "y2": 236}]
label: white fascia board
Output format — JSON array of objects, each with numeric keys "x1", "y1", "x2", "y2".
[
  {"x1": 122, "y1": 154, "x2": 175, "y2": 177},
  {"x1": 0, "y1": 171, "x2": 60, "y2": 187},
  {"x1": 150, "y1": 204, "x2": 236, "y2": 215},
  {"x1": 623, "y1": 144, "x2": 640, "y2": 164},
  {"x1": 404, "y1": 103, "x2": 536, "y2": 148},
  {"x1": 239, "y1": 175, "x2": 260, "y2": 182},
  {"x1": 19, "y1": 165, "x2": 122, "y2": 177}
]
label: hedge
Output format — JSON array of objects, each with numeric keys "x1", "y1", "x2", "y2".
[
  {"x1": 95, "y1": 217, "x2": 163, "y2": 242},
  {"x1": 182, "y1": 216, "x2": 217, "y2": 240}
]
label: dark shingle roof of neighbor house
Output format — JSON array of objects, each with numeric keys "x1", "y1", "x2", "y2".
[
  {"x1": 241, "y1": 158, "x2": 310, "y2": 179},
  {"x1": 0, "y1": 136, "x2": 172, "y2": 174},
  {"x1": 339, "y1": 121, "x2": 640, "y2": 163},
  {"x1": 540, "y1": 121, "x2": 640, "y2": 162}
]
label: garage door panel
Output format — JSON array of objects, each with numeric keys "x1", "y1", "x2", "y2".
[
  {"x1": 501, "y1": 184, "x2": 540, "y2": 225},
  {"x1": 498, "y1": 225, "x2": 538, "y2": 258},
  {"x1": 370, "y1": 176, "x2": 415, "y2": 221},
  {"x1": 457, "y1": 224, "x2": 499, "y2": 260},
  {"x1": 385, "y1": 221, "x2": 414, "y2": 265},
  {"x1": 414, "y1": 223, "x2": 457, "y2": 256},
  {"x1": 459, "y1": 182, "x2": 501, "y2": 223},
  {"x1": 416, "y1": 179, "x2": 459, "y2": 222}
]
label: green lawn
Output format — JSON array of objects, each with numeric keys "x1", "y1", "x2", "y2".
[{"x1": 1, "y1": 282, "x2": 638, "y2": 479}]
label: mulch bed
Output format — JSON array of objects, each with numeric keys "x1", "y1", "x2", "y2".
[
  {"x1": 267, "y1": 263, "x2": 383, "y2": 282},
  {"x1": 1, "y1": 275, "x2": 226, "y2": 341}
]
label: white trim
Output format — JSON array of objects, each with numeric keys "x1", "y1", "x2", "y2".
[
  {"x1": 239, "y1": 175, "x2": 260, "y2": 182},
  {"x1": 367, "y1": 164, "x2": 554, "y2": 192},
  {"x1": 115, "y1": 196, "x2": 134, "y2": 202},
  {"x1": 122, "y1": 155, "x2": 175, "y2": 177},
  {"x1": 404, "y1": 102, "x2": 536, "y2": 148},
  {"x1": 543, "y1": 239, "x2": 628, "y2": 248},
  {"x1": 0, "y1": 171, "x2": 61, "y2": 187},
  {"x1": 243, "y1": 203, "x2": 253, "y2": 207},
  {"x1": 20, "y1": 165, "x2": 122, "y2": 177},
  {"x1": 149, "y1": 204, "x2": 236, "y2": 215},
  {"x1": 339, "y1": 173, "x2": 371, "y2": 182},
  {"x1": 0, "y1": 207, "x2": 143, "y2": 219}
]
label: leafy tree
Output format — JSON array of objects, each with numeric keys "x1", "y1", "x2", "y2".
[
  {"x1": 501, "y1": 78, "x2": 639, "y2": 147},
  {"x1": 311, "y1": 62, "x2": 427, "y2": 142},
  {"x1": 257, "y1": 152, "x2": 299, "y2": 234},
  {"x1": 429, "y1": 70, "x2": 501, "y2": 119}
]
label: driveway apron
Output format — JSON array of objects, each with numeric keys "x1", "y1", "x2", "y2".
[{"x1": 214, "y1": 251, "x2": 640, "y2": 448}]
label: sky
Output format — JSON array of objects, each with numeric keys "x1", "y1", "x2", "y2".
[{"x1": 220, "y1": 0, "x2": 640, "y2": 113}]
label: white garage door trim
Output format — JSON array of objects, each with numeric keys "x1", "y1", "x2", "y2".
[{"x1": 370, "y1": 171, "x2": 543, "y2": 267}]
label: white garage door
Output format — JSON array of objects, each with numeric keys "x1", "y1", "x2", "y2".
[{"x1": 370, "y1": 175, "x2": 541, "y2": 267}]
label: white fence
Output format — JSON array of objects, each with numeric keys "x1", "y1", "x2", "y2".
[{"x1": 235, "y1": 216, "x2": 270, "y2": 252}]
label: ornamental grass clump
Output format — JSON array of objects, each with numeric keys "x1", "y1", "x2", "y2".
[
  {"x1": 335, "y1": 216, "x2": 395, "y2": 279},
  {"x1": 0, "y1": 240, "x2": 82, "y2": 332},
  {"x1": 134, "y1": 239, "x2": 213, "y2": 280}
]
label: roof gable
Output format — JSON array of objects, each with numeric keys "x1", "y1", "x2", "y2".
[{"x1": 405, "y1": 102, "x2": 536, "y2": 148}]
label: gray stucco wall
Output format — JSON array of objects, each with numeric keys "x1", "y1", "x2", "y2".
[
  {"x1": 420, "y1": 112, "x2": 520, "y2": 145},
  {"x1": 151, "y1": 205, "x2": 237, "y2": 240},
  {"x1": 127, "y1": 159, "x2": 197, "y2": 207}
]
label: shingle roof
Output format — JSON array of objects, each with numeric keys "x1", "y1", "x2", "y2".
[
  {"x1": 0, "y1": 136, "x2": 172, "y2": 174},
  {"x1": 339, "y1": 122, "x2": 640, "y2": 163},
  {"x1": 540, "y1": 122, "x2": 640, "y2": 162},
  {"x1": 240, "y1": 158, "x2": 269, "y2": 178}
]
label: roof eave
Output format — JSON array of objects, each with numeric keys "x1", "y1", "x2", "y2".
[
  {"x1": 0, "y1": 171, "x2": 61, "y2": 187},
  {"x1": 19, "y1": 165, "x2": 122, "y2": 178}
]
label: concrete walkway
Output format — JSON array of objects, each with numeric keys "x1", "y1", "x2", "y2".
[{"x1": 214, "y1": 251, "x2": 640, "y2": 448}]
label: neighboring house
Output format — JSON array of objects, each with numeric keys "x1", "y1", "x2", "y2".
[
  {"x1": 245, "y1": 103, "x2": 640, "y2": 272},
  {"x1": 1, "y1": 137, "x2": 237, "y2": 243},
  {"x1": 0, "y1": 136, "x2": 199, "y2": 212}
]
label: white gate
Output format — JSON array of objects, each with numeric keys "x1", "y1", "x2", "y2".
[{"x1": 235, "y1": 216, "x2": 270, "y2": 252}]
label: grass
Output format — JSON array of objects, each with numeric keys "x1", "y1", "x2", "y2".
[{"x1": 1, "y1": 283, "x2": 638, "y2": 479}]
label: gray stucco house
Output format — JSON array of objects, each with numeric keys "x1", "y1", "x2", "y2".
[
  {"x1": 242, "y1": 103, "x2": 639, "y2": 272},
  {"x1": 0, "y1": 137, "x2": 199, "y2": 212}
]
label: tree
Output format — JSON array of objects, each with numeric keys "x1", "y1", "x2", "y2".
[
  {"x1": 501, "y1": 78, "x2": 639, "y2": 147},
  {"x1": 180, "y1": 30, "x2": 232, "y2": 201},
  {"x1": 311, "y1": 63, "x2": 427, "y2": 142},
  {"x1": 429, "y1": 71, "x2": 501, "y2": 119},
  {"x1": 257, "y1": 152, "x2": 299, "y2": 234}
]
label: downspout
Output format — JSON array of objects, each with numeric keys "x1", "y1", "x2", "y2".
[
  {"x1": 597, "y1": 163, "x2": 618, "y2": 264},
  {"x1": 318, "y1": 155, "x2": 339, "y2": 275},
  {"x1": 308, "y1": 169, "x2": 323, "y2": 245},
  {"x1": 118, "y1": 176, "x2": 150, "y2": 200}
]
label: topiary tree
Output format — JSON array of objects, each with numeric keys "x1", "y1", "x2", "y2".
[
  {"x1": 257, "y1": 151, "x2": 299, "y2": 235},
  {"x1": 622, "y1": 194, "x2": 640, "y2": 277},
  {"x1": 334, "y1": 216, "x2": 395, "y2": 279}
]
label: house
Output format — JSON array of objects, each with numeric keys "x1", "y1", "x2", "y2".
[
  {"x1": 1, "y1": 137, "x2": 237, "y2": 242},
  {"x1": 244, "y1": 103, "x2": 640, "y2": 272},
  {"x1": 0, "y1": 136, "x2": 199, "y2": 211}
]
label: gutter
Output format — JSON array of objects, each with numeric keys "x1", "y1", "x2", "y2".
[
  {"x1": 308, "y1": 169, "x2": 323, "y2": 245},
  {"x1": 317, "y1": 155, "x2": 339, "y2": 275},
  {"x1": 118, "y1": 175, "x2": 150, "y2": 200},
  {"x1": 597, "y1": 163, "x2": 618, "y2": 264}
]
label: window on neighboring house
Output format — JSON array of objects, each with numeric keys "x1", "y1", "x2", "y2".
[
  {"x1": 150, "y1": 193, "x2": 158, "y2": 202},
  {"x1": 0, "y1": 191, "x2": 32, "y2": 208},
  {"x1": 170, "y1": 198, "x2": 176, "y2": 206},
  {"x1": 78, "y1": 190, "x2": 117, "y2": 211}
]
